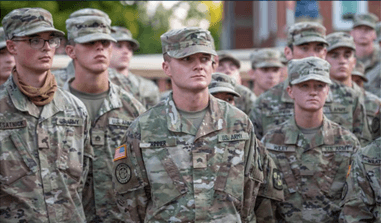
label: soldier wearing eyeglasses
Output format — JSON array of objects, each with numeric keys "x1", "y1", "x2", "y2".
[{"x1": 0, "y1": 8, "x2": 93, "y2": 223}]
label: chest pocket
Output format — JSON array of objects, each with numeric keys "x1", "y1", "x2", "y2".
[
  {"x1": 0, "y1": 131, "x2": 38, "y2": 186},
  {"x1": 140, "y1": 139, "x2": 188, "y2": 214},
  {"x1": 266, "y1": 143, "x2": 298, "y2": 197},
  {"x1": 55, "y1": 117, "x2": 84, "y2": 182},
  {"x1": 362, "y1": 155, "x2": 381, "y2": 206},
  {"x1": 318, "y1": 146, "x2": 353, "y2": 198},
  {"x1": 214, "y1": 132, "x2": 249, "y2": 202},
  {"x1": 324, "y1": 105, "x2": 353, "y2": 130}
]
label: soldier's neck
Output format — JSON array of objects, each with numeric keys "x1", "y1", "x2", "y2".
[
  {"x1": 116, "y1": 68, "x2": 129, "y2": 78},
  {"x1": 172, "y1": 88, "x2": 209, "y2": 112},
  {"x1": 252, "y1": 85, "x2": 265, "y2": 97},
  {"x1": 71, "y1": 69, "x2": 109, "y2": 94},
  {"x1": 355, "y1": 43, "x2": 374, "y2": 59},
  {"x1": 294, "y1": 108, "x2": 324, "y2": 129}
]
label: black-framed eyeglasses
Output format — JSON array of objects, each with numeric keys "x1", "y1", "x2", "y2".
[{"x1": 12, "y1": 37, "x2": 61, "y2": 49}]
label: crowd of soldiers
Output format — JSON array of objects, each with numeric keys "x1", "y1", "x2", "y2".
[{"x1": 0, "y1": 6, "x2": 380, "y2": 223}]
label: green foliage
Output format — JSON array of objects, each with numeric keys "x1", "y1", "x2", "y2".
[{"x1": 0, "y1": 1, "x2": 221, "y2": 54}]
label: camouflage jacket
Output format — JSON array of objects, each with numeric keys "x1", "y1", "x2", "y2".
[
  {"x1": 363, "y1": 90, "x2": 381, "y2": 140},
  {"x1": 63, "y1": 80, "x2": 146, "y2": 223},
  {"x1": 363, "y1": 62, "x2": 381, "y2": 98},
  {"x1": 112, "y1": 94, "x2": 283, "y2": 223},
  {"x1": 234, "y1": 84, "x2": 257, "y2": 115},
  {"x1": 249, "y1": 79, "x2": 371, "y2": 145},
  {"x1": 340, "y1": 137, "x2": 381, "y2": 223},
  {"x1": 261, "y1": 116, "x2": 360, "y2": 223},
  {"x1": 360, "y1": 45, "x2": 380, "y2": 74},
  {"x1": 126, "y1": 72, "x2": 160, "y2": 109},
  {"x1": 0, "y1": 75, "x2": 93, "y2": 223}
]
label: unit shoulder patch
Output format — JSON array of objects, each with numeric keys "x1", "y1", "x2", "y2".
[
  {"x1": 114, "y1": 144, "x2": 127, "y2": 161},
  {"x1": 115, "y1": 163, "x2": 131, "y2": 184}
]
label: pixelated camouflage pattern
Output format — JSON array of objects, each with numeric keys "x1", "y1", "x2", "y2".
[
  {"x1": 359, "y1": 45, "x2": 381, "y2": 75},
  {"x1": 112, "y1": 94, "x2": 283, "y2": 222},
  {"x1": 2, "y1": 7, "x2": 65, "y2": 40},
  {"x1": 261, "y1": 116, "x2": 360, "y2": 222},
  {"x1": 218, "y1": 51, "x2": 241, "y2": 68},
  {"x1": 287, "y1": 22, "x2": 328, "y2": 46},
  {"x1": 62, "y1": 80, "x2": 145, "y2": 222},
  {"x1": 250, "y1": 48, "x2": 284, "y2": 69},
  {"x1": 161, "y1": 27, "x2": 217, "y2": 58},
  {"x1": 66, "y1": 8, "x2": 116, "y2": 43},
  {"x1": 364, "y1": 61, "x2": 381, "y2": 98},
  {"x1": 363, "y1": 91, "x2": 381, "y2": 141},
  {"x1": 352, "y1": 12, "x2": 379, "y2": 29},
  {"x1": 0, "y1": 27, "x2": 6, "y2": 49},
  {"x1": 249, "y1": 79, "x2": 372, "y2": 146},
  {"x1": 340, "y1": 137, "x2": 381, "y2": 222},
  {"x1": 209, "y1": 72, "x2": 240, "y2": 97},
  {"x1": 0, "y1": 74, "x2": 93, "y2": 222},
  {"x1": 126, "y1": 72, "x2": 160, "y2": 109},
  {"x1": 351, "y1": 61, "x2": 367, "y2": 81},
  {"x1": 288, "y1": 57, "x2": 332, "y2": 85},
  {"x1": 326, "y1": 32, "x2": 356, "y2": 52},
  {"x1": 234, "y1": 84, "x2": 258, "y2": 115},
  {"x1": 111, "y1": 26, "x2": 139, "y2": 51}
]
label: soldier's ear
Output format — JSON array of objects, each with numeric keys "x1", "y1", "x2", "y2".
[
  {"x1": 284, "y1": 46, "x2": 293, "y2": 60},
  {"x1": 286, "y1": 85, "x2": 294, "y2": 99},
  {"x1": 66, "y1": 45, "x2": 76, "y2": 59},
  {"x1": 6, "y1": 40, "x2": 17, "y2": 55},
  {"x1": 162, "y1": 61, "x2": 172, "y2": 78},
  {"x1": 248, "y1": 68, "x2": 255, "y2": 81}
]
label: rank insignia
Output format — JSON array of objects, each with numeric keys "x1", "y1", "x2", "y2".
[{"x1": 273, "y1": 169, "x2": 283, "y2": 190}]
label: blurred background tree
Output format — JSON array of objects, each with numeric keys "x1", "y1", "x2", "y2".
[{"x1": 0, "y1": 1, "x2": 222, "y2": 54}]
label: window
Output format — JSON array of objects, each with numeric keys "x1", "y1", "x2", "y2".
[{"x1": 333, "y1": 1, "x2": 368, "y2": 30}]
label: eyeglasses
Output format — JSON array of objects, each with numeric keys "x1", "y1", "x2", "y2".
[{"x1": 12, "y1": 37, "x2": 61, "y2": 49}]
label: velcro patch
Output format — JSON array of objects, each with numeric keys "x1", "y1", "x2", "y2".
[
  {"x1": 273, "y1": 169, "x2": 283, "y2": 190},
  {"x1": 108, "y1": 117, "x2": 132, "y2": 127},
  {"x1": 0, "y1": 119, "x2": 27, "y2": 129},
  {"x1": 140, "y1": 138, "x2": 177, "y2": 148},
  {"x1": 115, "y1": 163, "x2": 131, "y2": 184},
  {"x1": 265, "y1": 143, "x2": 296, "y2": 152},
  {"x1": 114, "y1": 144, "x2": 127, "y2": 161},
  {"x1": 322, "y1": 145, "x2": 353, "y2": 152},
  {"x1": 57, "y1": 117, "x2": 83, "y2": 126},
  {"x1": 218, "y1": 132, "x2": 249, "y2": 142}
]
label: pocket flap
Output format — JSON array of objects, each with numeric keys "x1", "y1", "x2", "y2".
[{"x1": 10, "y1": 134, "x2": 38, "y2": 173}]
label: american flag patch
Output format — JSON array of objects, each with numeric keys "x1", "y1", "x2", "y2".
[{"x1": 114, "y1": 144, "x2": 127, "y2": 161}]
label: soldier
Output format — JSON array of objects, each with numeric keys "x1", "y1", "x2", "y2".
[
  {"x1": 377, "y1": 21, "x2": 381, "y2": 47},
  {"x1": 350, "y1": 13, "x2": 379, "y2": 74},
  {"x1": 351, "y1": 61, "x2": 381, "y2": 141},
  {"x1": 261, "y1": 57, "x2": 361, "y2": 222},
  {"x1": 0, "y1": 27, "x2": 15, "y2": 86},
  {"x1": 340, "y1": 136, "x2": 381, "y2": 222},
  {"x1": 208, "y1": 72, "x2": 240, "y2": 105},
  {"x1": 0, "y1": 8, "x2": 92, "y2": 222},
  {"x1": 248, "y1": 48, "x2": 284, "y2": 97},
  {"x1": 112, "y1": 27, "x2": 283, "y2": 222},
  {"x1": 279, "y1": 48, "x2": 289, "y2": 83},
  {"x1": 249, "y1": 22, "x2": 371, "y2": 146},
  {"x1": 216, "y1": 51, "x2": 257, "y2": 114},
  {"x1": 63, "y1": 8, "x2": 146, "y2": 222},
  {"x1": 109, "y1": 26, "x2": 160, "y2": 109}
]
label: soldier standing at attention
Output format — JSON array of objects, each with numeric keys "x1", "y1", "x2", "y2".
[
  {"x1": 247, "y1": 48, "x2": 284, "y2": 97},
  {"x1": 261, "y1": 57, "x2": 360, "y2": 222},
  {"x1": 249, "y1": 22, "x2": 371, "y2": 146},
  {"x1": 340, "y1": 135, "x2": 381, "y2": 222},
  {"x1": 215, "y1": 52, "x2": 257, "y2": 115},
  {"x1": 109, "y1": 26, "x2": 160, "y2": 109},
  {"x1": 0, "y1": 27, "x2": 15, "y2": 86},
  {"x1": 112, "y1": 27, "x2": 283, "y2": 222},
  {"x1": 208, "y1": 72, "x2": 241, "y2": 105},
  {"x1": 63, "y1": 8, "x2": 146, "y2": 222},
  {"x1": 325, "y1": 32, "x2": 381, "y2": 142},
  {"x1": 0, "y1": 8, "x2": 92, "y2": 222}
]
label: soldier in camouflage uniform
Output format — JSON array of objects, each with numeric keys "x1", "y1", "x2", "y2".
[
  {"x1": 215, "y1": 52, "x2": 257, "y2": 114},
  {"x1": 248, "y1": 48, "x2": 284, "y2": 97},
  {"x1": 350, "y1": 13, "x2": 380, "y2": 75},
  {"x1": 249, "y1": 22, "x2": 371, "y2": 146},
  {"x1": 261, "y1": 57, "x2": 361, "y2": 222},
  {"x1": 0, "y1": 8, "x2": 93, "y2": 222},
  {"x1": 112, "y1": 27, "x2": 283, "y2": 222},
  {"x1": 340, "y1": 136, "x2": 381, "y2": 222},
  {"x1": 63, "y1": 8, "x2": 146, "y2": 222},
  {"x1": 208, "y1": 72, "x2": 241, "y2": 105},
  {"x1": 109, "y1": 26, "x2": 160, "y2": 109},
  {"x1": 0, "y1": 27, "x2": 15, "y2": 86},
  {"x1": 351, "y1": 61, "x2": 381, "y2": 141}
]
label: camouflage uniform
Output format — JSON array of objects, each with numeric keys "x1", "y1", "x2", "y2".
[
  {"x1": 0, "y1": 8, "x2": 92, "y2": 222},
  {"x1": 112, "y1": 27, "x2": 283, "y2": 223},
  {"x1": 261, "y1": 57, "x2": 361, "y2": 222},
  {"x1": 63, "y1": 9, "x2": 146, "y2": 222},
  {"x1": 209, "y1": 72, "x2": 240, "y2": 98},
  {"x1": 352, "y1": 61, "x2": 381, "y2": 140},
  {"x1": 363, "y1": 61, "x2": 381, "y2": 98},
  {"x1": 249, "y1": 22, "x2": 371, "y2": 145},
  {"x1": 340, "y1": 137, "x2": 381, "y2": 222},
  {"x1": 110, "y1": 26, "x2": 160, "y2": 109}
]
